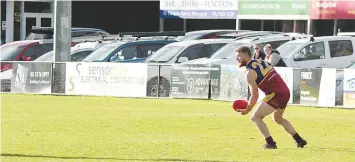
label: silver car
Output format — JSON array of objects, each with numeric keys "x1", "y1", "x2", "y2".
[{"x1": 145, "y1": 39, "x2": 233, "y2": 97}]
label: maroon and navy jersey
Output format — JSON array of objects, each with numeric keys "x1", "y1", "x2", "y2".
[{"x1": 246, "y1": 59, "x2": 289, "y2": 94}]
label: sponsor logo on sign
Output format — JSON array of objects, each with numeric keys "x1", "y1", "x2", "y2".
[
  {"x1": 187, "y1": 78, "x2": 194, "y2": 94},
  {"x1": 312, "y1": 0, "x2": 337, "y2": 9},
  {"x1": 68, "y1": 63, "x2": 82, "y2": 91},
  {"x1": 14, "y1": 64, "x2": 28, "y2": 91},
  {"x1": 301, "y1": 72, "x2": 312, "y2": 80},
  {"x1": 292, "y1": 2, "x2": 306, "y2": 9},
  {"x1": 346, "y1": 78, "x2": 355, "y2": 90},
  {"x1": 66, "y1": 62, "x2": 147, "y2": 97}
]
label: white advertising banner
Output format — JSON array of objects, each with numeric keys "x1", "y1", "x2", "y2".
[
  {"x1": 257, "y1": 67, "x2": 294, "y2": 104},
  {"x1": 343, "y1": 69, "x2": 355, "y2": 108},
  {"x1": 318, "y1": 68, "x2": 336, "y2": 107},
  {"x1": 65, "y1": 62, "x2": 148, "y2": 97},
  {"x1": 160, "y1": 0, "x2": 238, "y2": 19}
]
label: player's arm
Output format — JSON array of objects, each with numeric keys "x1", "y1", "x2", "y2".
[
  {"x1": 242, "y1": 69, "x2": 259, "y2": 114},
  {"x1": 269, "y1": 53, "x2": 281, "y2": 66}
]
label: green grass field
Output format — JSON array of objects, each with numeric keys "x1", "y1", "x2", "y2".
[{"x1": 1, "y1": 94, "x2": 355, "y2": 162}]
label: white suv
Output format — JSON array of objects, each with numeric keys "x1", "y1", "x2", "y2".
[
  {"x1": 145, "y1": 39, "x2": 234, "y2": 64},
  {"x1": 145, "y1": 39, "x2": 234, "y2": 97},
  {"x1": 278, "y1": 36, "x2": 355, "y2": 68}
]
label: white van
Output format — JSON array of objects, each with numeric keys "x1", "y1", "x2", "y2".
[{"x1": 278, "y1": 36, "x2": 355, "y2": 68}]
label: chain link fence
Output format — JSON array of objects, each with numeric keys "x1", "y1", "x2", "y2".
[
  {"x1": 146, "y1": 64, "x2": 172, "y2": 98},
  {"x1": 52, "y1": 62, "x2": 67, "y2": 94}
]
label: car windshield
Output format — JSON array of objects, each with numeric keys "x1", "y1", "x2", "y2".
[
  {"x1": 82, "y1": 44, "x2": 121, "y2": 61},
  {"x1": 35, "y1": 51, "x2": 54, "y2": 61},
  {"x1": 35, "y1": 49, "x2": 93, "y2": 62},
  {"x1": 276, "y1": 42, "x2": 303, "y2": 58},
  {"x1": 0, "y1": 44, "x2": 26, "y2": 61},
  {"x1": 71, "y1": 50, "x2": 93, "y2": 61},
  {"x1": 146, "y1": 46, "x2": 185, "y2": 63},
  {"x1": 210, "y1": 43, "x2": 247, "y2": 59}
]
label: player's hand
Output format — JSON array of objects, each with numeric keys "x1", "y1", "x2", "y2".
[
  {"x1": 240, "y1": 108, "x2": 251, "y2": 115},
  {"x1": 237, "y1": 107, "x2": 252, "y2": 115}
]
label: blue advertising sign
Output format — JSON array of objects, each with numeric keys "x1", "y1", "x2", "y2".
[{"x1": 160, "y1": 0, "x2": 238, "y2": 19}]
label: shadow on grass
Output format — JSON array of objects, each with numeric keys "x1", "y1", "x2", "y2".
[
  {"x1": 311, "y1": 147, "x2": 355, "y2": 152},
  {"x1": 1, "y1": 153, "x2": 240, "y2": 162},
  {"x1": 285, "y1": 147, "x2": 355, "y2": 153}
]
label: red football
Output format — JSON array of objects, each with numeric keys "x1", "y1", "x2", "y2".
[{"x1": 232, "y1": 100, "x2": 248, "y2": 111}]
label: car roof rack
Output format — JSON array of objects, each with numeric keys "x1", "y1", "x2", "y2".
[
  {"x1": 116, "y1": 35, "x2": 178, "y2": 41},
  {"x1": 117, "y1": 31, "x2": 185, "y2": 38},
  {"x1": 246, "y1": 33, "x2": 302, "y2": 41},
  {"x1": 72, "y1": 31, "x2": 184, "y2": 43},
  {"x1": 72, "y1": 35, "x2": 119, "y2": 43},
  {"x1": 233, "y1": 32, "x2": 282, "y2": 40},
  {"x1": 217, "y1": 31, "x2": 282, "y2": 39}
]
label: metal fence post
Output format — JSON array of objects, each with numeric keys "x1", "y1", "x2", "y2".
[
  {"x1": 51, "y1": 62, "x2": 54, "y2": 96},
  {"x1": 157, "y1": 64, "x2": 161, "y2": 98},
  {"x1": 208, "y1": 79, "x2": 212, "y2": 100}
]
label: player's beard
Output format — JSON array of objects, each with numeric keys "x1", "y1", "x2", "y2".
[{"x1": 238, "y1": 59, "x2": 247, "y2": 67}]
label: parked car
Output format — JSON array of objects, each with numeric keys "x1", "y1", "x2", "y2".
[
  {"x1": 82, "y1": 38, "x2": 177, "y2": 63},
  {"x1": 35, "y1": 41, "x2": 107, "y2": 62},
  {"x1": 277, "y1": 36, "x2": 355, "y2": 68},
  {"x1": 145, "y1": 39, "x2": 233, "y2": 64},
  {"x1": 25, "y1": 27, "x2": 110, "y2": 40},
  {"x1": 0, "y1": 39, "x2": 55, "y2": 72},
  {"x1": 144, "y1": 39, "x2": 233, "y2": 97},
  {"x1": 181, "y1": 41, "x2": 246, "y2": 65},
  {"x1": 183, "y1": 33, "x2": 306, "y2": 65},
  {"x1": 278, "y1": 36, "x2": 355, "y2": 68},
  {"x1": 175, "y1": 30, "x2": 248, "y2": 41}
]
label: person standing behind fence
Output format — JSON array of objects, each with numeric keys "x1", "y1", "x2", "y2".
[
  {"x1": 263, "y1": 44, "x2": 287, "y2": 67},
  {"x1": 252, "y1": 44, "x2": 265, "y2": 60}
]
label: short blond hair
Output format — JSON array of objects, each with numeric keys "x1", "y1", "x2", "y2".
[{"x1": 264, "y1": 44, "x2": 273, "y2": 50}]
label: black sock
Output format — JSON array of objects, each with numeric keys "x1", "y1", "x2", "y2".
[
  {"x1": 293, "y1": 133, "x2": 303, "y2": 143},
  {"x1": 265, "y1": 136, "x2": 276, "y2": 145}
]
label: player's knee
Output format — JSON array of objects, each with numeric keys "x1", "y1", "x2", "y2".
[
  {"x1": 273, "y1": 116, "x2": 283, "y2": 125},
  {"x1": 250, "y1": 114, "x2": 262, "y2": 122}
]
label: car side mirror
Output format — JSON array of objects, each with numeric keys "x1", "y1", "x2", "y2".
[
  {"x1": 177, "y1": 57, "x2": 188, "y2": 63},
  {"x1": 22, "y1": 56, "x2": 32, "y2": 61}
]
